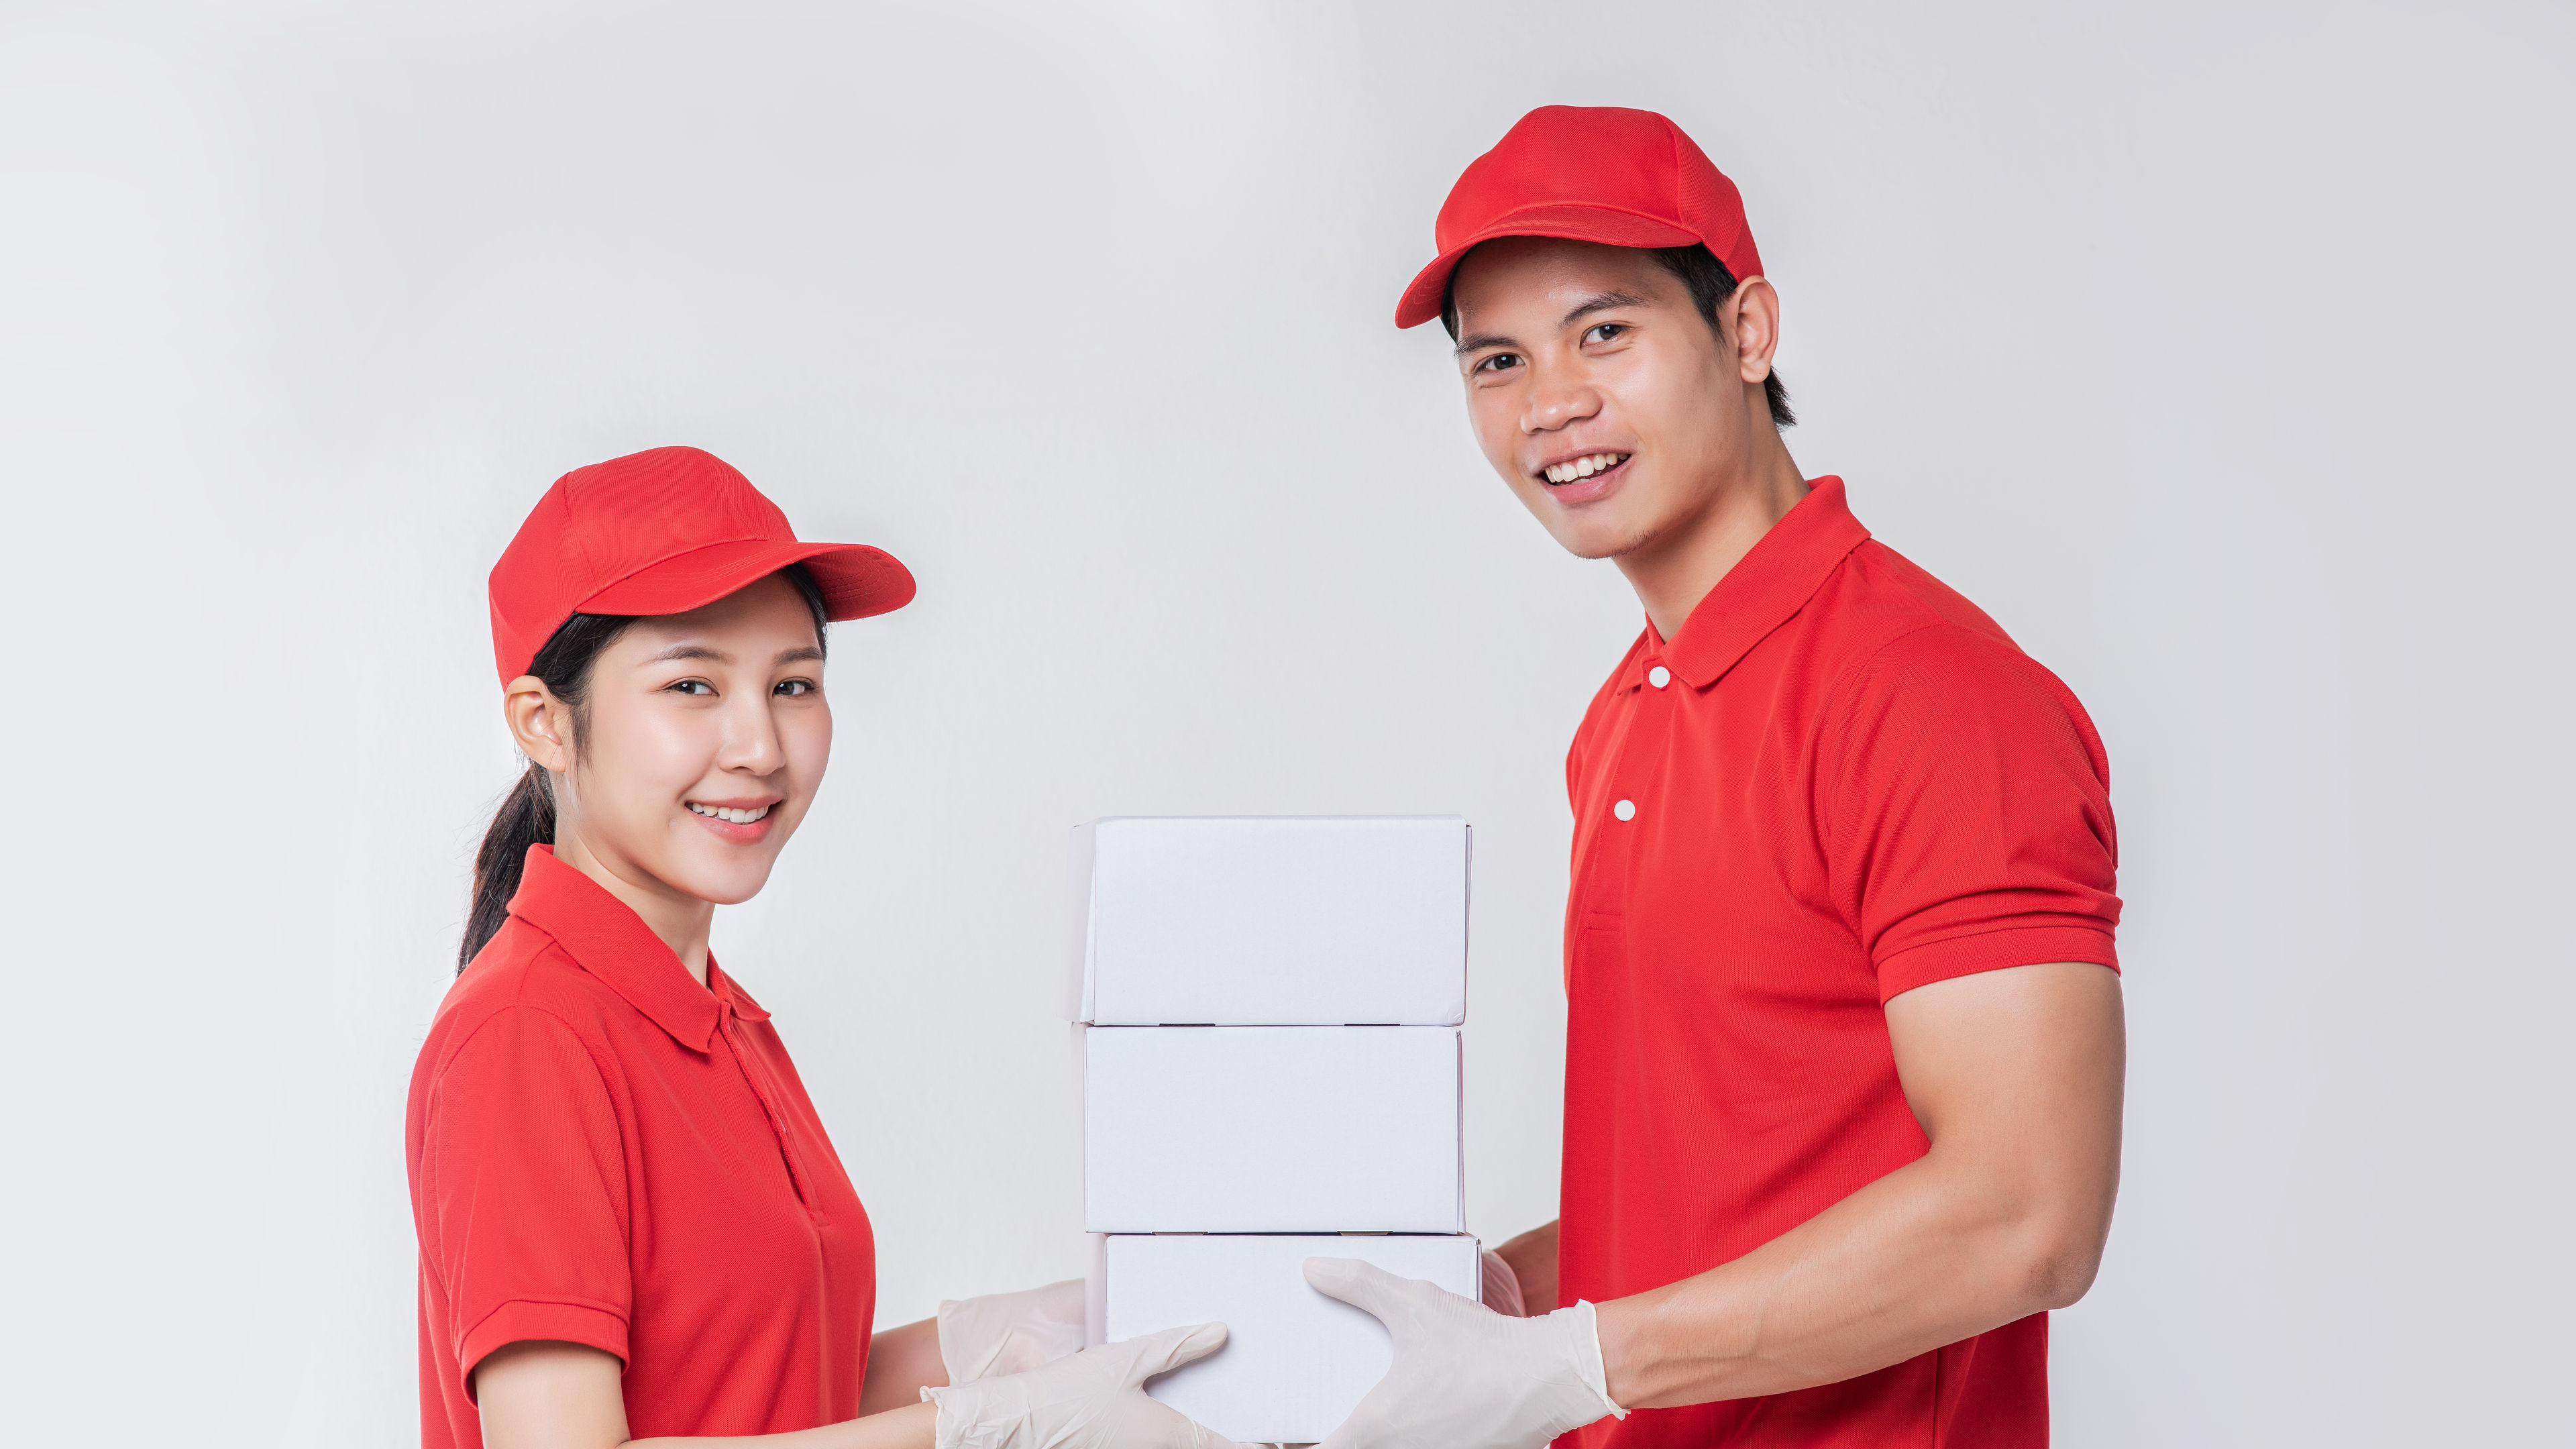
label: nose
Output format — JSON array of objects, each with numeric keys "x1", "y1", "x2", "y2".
[
  {"x1": 718, "y1": 688, "x2": 787, "y2": 778},
  {"x1": 1520, "y1": 358, "x2": 1601, "y2": 436}
]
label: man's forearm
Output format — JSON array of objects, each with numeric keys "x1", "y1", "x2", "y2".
[
  {"x1": 1593, "y1": 1147, "x2": 2088, "y2": 1405},
  {"x1": 1494, "y1": 1220, "x2": 1560, "y2": 1315},
  {"x1": 1594, "y1": 962, "x2": 2125, "y2": 1409}
]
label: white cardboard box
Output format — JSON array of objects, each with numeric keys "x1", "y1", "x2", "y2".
[
  {"x1": 1067, "y1": 816, "x2": 1469, "y2": 1026},
  {"x1": 1093, "y1": 1232, "x2": 1484, "y2": 1446},
  {"x1": 1082, "y1": 1025, "x2": 1463, "y2": 1234}
]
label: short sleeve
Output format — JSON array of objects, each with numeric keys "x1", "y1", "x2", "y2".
[
  {"x1": 418, "y1": 1005, "x2": 633, "y2": 1396},
  {"x1": 1817, "y1": 624, "x2": 2122, "y2": 1001}
]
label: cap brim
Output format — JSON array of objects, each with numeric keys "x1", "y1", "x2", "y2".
[
  {"x1": 1394, "y1": 205, "x2": 1703, "y2": 328},
  {"x1": 581, "y1": 537, "x2": 916, "y2": 623}
]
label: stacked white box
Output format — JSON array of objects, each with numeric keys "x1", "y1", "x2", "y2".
[
  {"x1": 1067, "y1": 816, "x2": 1469, "y2": 1025},
  {"x1": 1069, "y1": 816, "x2": 1476, "y2": 1446},
  {"x1": 1095, "y1": 1234, "x2": 1485, "y2": 1447},
  {"x1": 1082, "y1": 1025, "x2": 1462, "y2": 1232}
]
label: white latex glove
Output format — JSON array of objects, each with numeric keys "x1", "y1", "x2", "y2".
[
  {"x1": 921, "y1": 1321, "x2": 1248, "y2": 1449},
  {"x1": 938, "y1": 1279, "x2": 1087, "y2": 1383},
  {"x1": 1304, "y1": 1256, "x2": 1625, "y2": 1449}
]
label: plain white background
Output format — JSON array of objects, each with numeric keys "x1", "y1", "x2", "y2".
[{"x1": 3, "y1": 2, "x2": 2568, "y2": 1443}]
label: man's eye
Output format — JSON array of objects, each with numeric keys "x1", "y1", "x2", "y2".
[
  {"x1": 776, "y1": 679, "x2": 814, "y2": 697},
  {"x1": 1474, "y1": 352, "x2": 1522, "y2": 374},
  {"x1": 1585, "y1": 323, "x2": 1627, "y2": 344},
  {"x1": 668, "y1": 680, "x2": 715, "y2": 696}
]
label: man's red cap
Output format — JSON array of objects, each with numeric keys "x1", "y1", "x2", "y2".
[
  {"x1": 486, "y1": 445, "x2": 915, "y2": 684},
  {"x1": 1395, "y1": 105, "x2": 1764, "y2": 329}
]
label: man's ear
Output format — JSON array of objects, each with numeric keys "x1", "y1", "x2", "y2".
[
  {"x1": 1727, "y1": 276, "x2": 1783, "y2": 388},
  {"x1": 504, "y1": 677, "x2": 572, "y2": 773}
]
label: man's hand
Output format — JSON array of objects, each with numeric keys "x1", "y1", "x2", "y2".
[{"x1": 1302, "y1": 1258, "x2": 1623, "y2": 1449}]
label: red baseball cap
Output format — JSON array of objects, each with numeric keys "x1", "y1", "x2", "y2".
[
  {"x1": 486, "y1": 445, "x2": 915, "y2": 684},
  {"x1": 1395, "y1": 105, "x2": 1764, "y2": 329}
]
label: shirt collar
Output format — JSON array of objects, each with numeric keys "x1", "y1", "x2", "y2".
[
  {"x1": 506, "y1": 843, "x2": 733, "y2": 1051},
  {"x1": 1628, "y1": 476, "x2": 1870, "y2": 692},
  {"x1": 708, "y1": 961, "x2": 771, "y2": 1023}
]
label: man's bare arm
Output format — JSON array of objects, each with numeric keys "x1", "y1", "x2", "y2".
[
  {"x1": 1494, "y1": 1220, "x2": 1560, "y2": 1316},
  {"x1": 1594, "y1": 961, "x2": 2125, "y2": 1407}
]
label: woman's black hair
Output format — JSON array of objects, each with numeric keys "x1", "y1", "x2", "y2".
[
  {"x1": 1438, "y1": 240, "x2": 1796, "y2": 429},
  {"x1": 458, "y1": 564, "x2": 830, "y2": 972}
]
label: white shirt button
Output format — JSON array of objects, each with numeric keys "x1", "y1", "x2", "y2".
[
  {"x1": 1613, "y1": 799, "x2": 1637, "y2": 822},
  {"x1": 1648, "y1": 665, "x2": 1671, "y2": 688}
]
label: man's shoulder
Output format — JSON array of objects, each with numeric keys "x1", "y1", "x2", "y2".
[
  {"x1": 1815, "y1": 538, "x2": 2021, "y2": 658},
  {"x1": 1805, "y1": 541, "x2": 2100, "y2": 753}
]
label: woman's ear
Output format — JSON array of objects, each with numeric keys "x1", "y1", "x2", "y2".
[{"x1": 504, "y1": 677, "x2": 572, "y2": 773}]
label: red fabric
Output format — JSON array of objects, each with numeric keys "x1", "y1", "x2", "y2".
[
  {"x1": 486, "y1": 445, "x2": 914, "y2": 684},
  {"x1": 1555, "y1": 478, "x2": 2118, "y2": 1448},
  {"x1": 408, "y1": 845, "x2": 875, "y2": 1448},
  {"x1": 1395, "y1": 106, "x2": 1764, "y2": 328}
]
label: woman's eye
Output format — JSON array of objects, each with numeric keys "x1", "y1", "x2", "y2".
[
  {"x1": 1585, "y1": 323, "x2": 1627, "y2": 344},
  {"x1": 1473, "y1": 352, "x2": 1522, "y2": 374},
  {"x1": 775, "y1": 679, "x2": 814, "y2": 697},
  {"x1": 668, "y1": 680, "x2": 715, "y2": 696}
]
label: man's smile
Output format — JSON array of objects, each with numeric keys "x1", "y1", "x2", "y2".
[{"x1": 1540, "y1": 451, "x2": 1630, "y2": 484}]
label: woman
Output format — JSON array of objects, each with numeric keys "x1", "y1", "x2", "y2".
[{"x1": 407, "y1": 446, "x2": 1238, "y2": 1449}]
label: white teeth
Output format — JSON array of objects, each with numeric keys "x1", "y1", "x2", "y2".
[
  {"x1": 689, "y1": 802, "x2": 770, "y2": 824},
  {"x1": 1543, "y1": 453, "x2": 1627, "y2": 484}
]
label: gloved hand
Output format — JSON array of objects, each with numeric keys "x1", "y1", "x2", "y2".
[
  {"x1": 1304, "y1": 1256, "x2": 1626, "y2": 1449},
  {"x1": 937, "y1": 1279, "x2": 1087, "y2": 1383},
  {"x1": 921, "y1": 1321, "x2": 1248, "y2": 1449}
]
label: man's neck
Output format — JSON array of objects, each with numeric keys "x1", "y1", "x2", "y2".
[{"x1": 1617, "y1": 445, "x2": 1811, "y2": 643}]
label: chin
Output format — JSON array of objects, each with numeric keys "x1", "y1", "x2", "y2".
[
  {"x1": 1548, "y1": 519, "x2": 1647, "y2": 562},
  {"x1": 674, "y1": 862, "x2": 780, "y2": 908},
  {"x1": 1556, "y1": 533, "x2": 1627, "y2": 562}
]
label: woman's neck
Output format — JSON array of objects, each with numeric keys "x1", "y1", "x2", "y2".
[{"x1": 550, "y1": 826, "x2": 717, "y2": 985}]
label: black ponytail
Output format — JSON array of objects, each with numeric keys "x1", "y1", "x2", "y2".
[{"x1": 458, "y1": 563, "x2": 830, "y2": 972}]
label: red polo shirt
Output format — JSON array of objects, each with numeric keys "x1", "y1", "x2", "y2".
[
  {"x1": 408, "y1": 845, "x2": 875, "y2": 1448},
  {"x1": 1556, "y1": 478, "x2": 2119, "y2": 1448}
]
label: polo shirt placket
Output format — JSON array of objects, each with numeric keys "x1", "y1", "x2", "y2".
[{"x1": 710, "y1": 984, "x2": 818, "y2": 1212}]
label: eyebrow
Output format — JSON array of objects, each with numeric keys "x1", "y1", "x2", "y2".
[
  {"x1": 1452, "y1": 290, "x2": 1657, "y2": 356},
  {"x1": 1562, "y1": 290, "x2": 1652, "y2": 326},
  {"x1": 642, "y1": 643, "x2": 825, "y2": 666}
]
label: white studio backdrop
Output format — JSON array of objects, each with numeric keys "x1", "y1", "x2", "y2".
[{"x1": 2, "y1": 2, "x2": 2567, "y2": 1444}]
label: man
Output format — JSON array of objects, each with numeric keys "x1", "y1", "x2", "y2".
[{"x1": 1306, "y1": 106, "x2": 2125, "y2": 1448}]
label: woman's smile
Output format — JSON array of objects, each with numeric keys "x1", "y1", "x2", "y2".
[{"x1": 686, "y1": 796, "x2": 780, "y2": 842}]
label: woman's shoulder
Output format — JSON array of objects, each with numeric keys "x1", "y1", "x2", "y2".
[{"x1": 421, "y1": 917, "x2": 632, "y2": 1083}]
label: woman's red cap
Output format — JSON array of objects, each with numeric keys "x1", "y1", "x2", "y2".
[
  {"x1": 486, "y1": 445, "x2": 915, "y2": 684},
  {"x1": 1395, "y1": 105, "x2": 1764, "y2": 329}
]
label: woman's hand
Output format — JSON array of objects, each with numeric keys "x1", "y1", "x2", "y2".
[{"x1": 920, "y1": 1322, "x2": 1244, "y2": 1449}]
